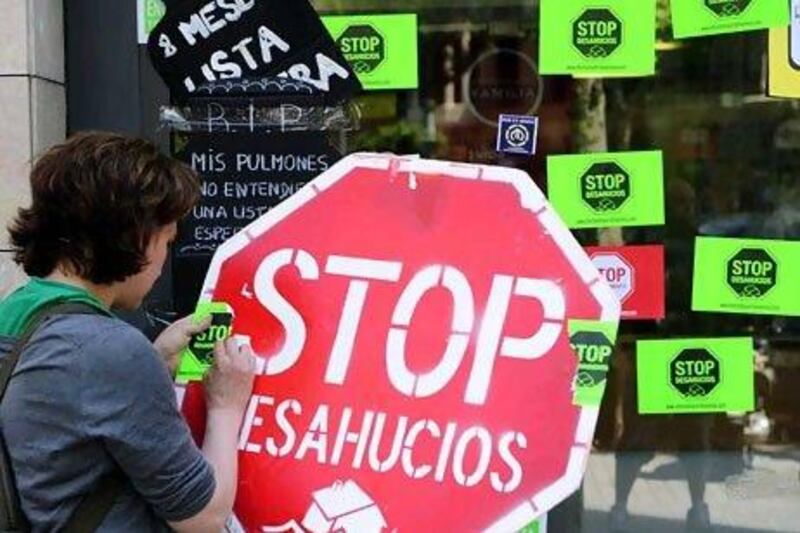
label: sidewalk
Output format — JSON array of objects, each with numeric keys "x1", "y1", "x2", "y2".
[{"x1": 582, "y1": 450, "x2": 800, "y2": 532}]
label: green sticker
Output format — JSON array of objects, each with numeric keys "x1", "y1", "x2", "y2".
[
  {"x1": 569, "y1": 320, "x2": 619, "y2": 407},
  {"x1": 519, "y1": 519, "x2": 542, "y2": 533},
  {"x1": 137, "y1": 0, "x2": 166, "y2": 44},
  {"x1": 637, "y1": 338, "x2": 754, "y2": 414},
  {"x1": 176, "y1": 302, "x2": 234, "y2": 383},
  {"x1": 323, "y1": 14, "x2": 419, "y2": 90},
  {"x1": 692, "y1": 237, "x2": 800, "y2": 316},
  {"x1": 539, "y1": 0, "x2": 656, "y2": 76},
  {"x1": 671, "y1": 0, "x2": 789, "y2": 39},
  {"x1": 547, "y1": 151, "x2": 665, "y2": 229},
  {"x1": 144, "y1": 0, "x2": 166, "y2": 34}
]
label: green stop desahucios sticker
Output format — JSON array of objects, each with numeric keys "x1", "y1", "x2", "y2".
[
  {"x1": 692, "y1": 237, "x2": 800, "y2": 316},
  {"x1": 539, "y1": 0, "x2": 656, "y2": 76},
  {"x1": 671, "y1": 0, "x2": 790, "y2": 38},
  {"x1": 323, "y1": 14, "x2": 418, "y2": 90},
  {"x1": 176, "y1": 301, "x2": 234, "y2": 383},
  {"x1": 547, "y1": 150, "x2": 665, "y2": 229},
  {"x1": 637, "y1": 337, "x2": 755, "y2": 414}
]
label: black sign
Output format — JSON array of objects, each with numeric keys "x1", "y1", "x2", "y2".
[
  {"x1": 580, "y1": 161, "x2": 631, "y2": 212},
  {"x1": 171, "y1": 131, "x2": 341, "y2": 314},
  {"x1": 147, "y1": 0, "x2": 361, "y2": 101},
  {"x1": 704, "y1": 0, "x2": 754, "y2": 17},
  {"x1": 173, "y1": 131, "x2": 340, "y2": 257},
  {"x1": 670, "y1": 349, "x2": 720, "y2": 397},
  {"x1": 572, "y1": 8, "x2": 623, "y2": 58},
  {"x1": 727, "y1": 248, "x2": 778, "y2": 298}
]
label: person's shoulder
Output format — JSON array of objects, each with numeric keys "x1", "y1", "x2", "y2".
[
  {"x1": 41, "y1": 314, "x2": 164, "y2": 379},
  {"x1": 60, "y1": 316, "x2": 174, "y2": 400},
  {"x1": 43, "y1": 313, "x2": 152, "y2": 352}
]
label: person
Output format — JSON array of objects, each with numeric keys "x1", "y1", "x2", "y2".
[{"x1": 0, "y1": 132, "x2": 255, "y2": 532}]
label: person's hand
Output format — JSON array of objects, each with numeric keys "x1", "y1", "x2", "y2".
[
  {"x1": 204, "y1": 337, "x2": 256, "y2": 416},
  {"x1": 153, "y1": 315, "x2": 212, "y2": 375}
]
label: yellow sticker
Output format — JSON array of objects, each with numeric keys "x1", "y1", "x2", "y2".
[{"x1": 768, "y1": 19, "x2": 800, "y2": 98}]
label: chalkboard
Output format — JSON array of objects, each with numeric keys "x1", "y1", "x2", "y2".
[{"x1": 171, "y1": 131, "x2": 342, "y2": 313}]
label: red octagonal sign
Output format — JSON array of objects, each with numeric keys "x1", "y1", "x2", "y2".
[{"x1": 179, "y1": 154, "x2": 619, "y2": 532}]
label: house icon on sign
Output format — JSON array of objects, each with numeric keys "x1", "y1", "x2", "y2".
[{"x1": 301, "y1": 480, "x2": 387, "y2": 533}]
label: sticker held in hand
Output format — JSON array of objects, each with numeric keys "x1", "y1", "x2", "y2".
[{"x1": 177, "y1": 302, "x2": 234, "y2": 383}]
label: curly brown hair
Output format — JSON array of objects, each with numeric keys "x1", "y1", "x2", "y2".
[{"x1": 9, "y1": 132, "x2": 200, "y2": 284}]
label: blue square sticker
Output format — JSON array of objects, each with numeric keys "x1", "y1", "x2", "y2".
[{"x1": 497, "y1": 114, "x2": 539, "y2": 155}]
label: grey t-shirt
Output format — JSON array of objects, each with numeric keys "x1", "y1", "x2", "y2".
[{"x1": 0, "y1": 313, "x2": 215, "y2": 531}]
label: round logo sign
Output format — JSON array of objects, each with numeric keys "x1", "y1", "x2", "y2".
[
  {"x1": 505, "y1": 124, "x2": 531, "y2": 148},
  {"x1": 464, "y1": 48, "x2": 544, "y2": 126}
]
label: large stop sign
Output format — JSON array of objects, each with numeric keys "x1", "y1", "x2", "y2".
[{"x1": 180, "y1": 154, "x2": 619, "y2": 532}]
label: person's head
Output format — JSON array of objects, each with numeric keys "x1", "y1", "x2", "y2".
[{"x1": 9, "y1": 131, "x2": 200, "y2": 310}]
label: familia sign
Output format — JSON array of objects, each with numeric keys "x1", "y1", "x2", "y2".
[
  {"x1": 178, "y1": 154, "x2": 620, "y2": 531},
  {"x1": 147, "y1": 0, "x2": 361, "y2": 100}
]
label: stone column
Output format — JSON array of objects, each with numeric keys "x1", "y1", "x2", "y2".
[{"x1": 0, "y1": 0, "x2": 65, "y2": 298}]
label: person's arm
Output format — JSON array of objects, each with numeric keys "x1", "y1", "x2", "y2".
[
  {"x1": 80, "y1": 321, "x2": 254, "y2": 531},
  {"x1": 169, "y1": 337, "x2": 255, "y2": 533}
]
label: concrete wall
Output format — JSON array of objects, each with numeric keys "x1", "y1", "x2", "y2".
[{"x1": 0, "y1": 0, "x2": 65, "y2": 297}]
